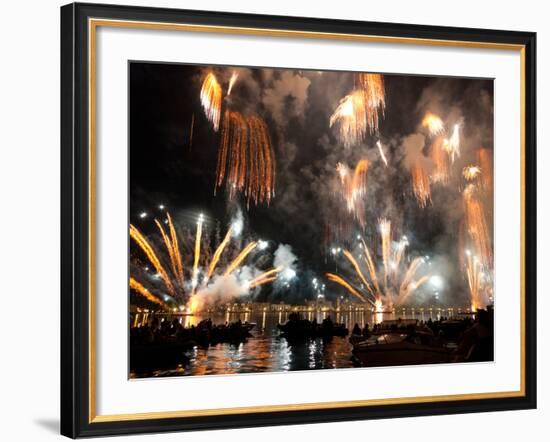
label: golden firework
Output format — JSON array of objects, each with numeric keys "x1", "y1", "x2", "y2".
[
  {"x1": 216, "y1": 111, "x2": 276, "y2": 207},
  {"x1": 130, "y1": 213, "x2": 279, "y2": 312},
  {"x1": 248, "y1": 267, "x2": 283, "y2": 289},
  {"x1": 330, "y1": 91, "x2": 367, "y2": 147},
  {"x1": 336, "y1": 159, "x2": 369, "y2": 227},
  {"x1": 342, "y1": 250, "x2": 373, "y2": 296},
  {"x1": 191, "y1": 215, "x2": 204, "y2": 293},
  {"x1": 130, "y1": 277, "x2": 167, "y2": 308},
  {"x1": 430, "y1": 136, "x2": 450, "y2": 184},
  {"x1": 200, "y1": 72, "x2": 222, "y2": 131},
  {"x1": 154, "y1": 213, "x2": 184, "y2": 286},
  {"x1": 207, "y1": 226, "x2": 233, "y2": 280},
  {"x1": 396, "y1": 259, "x2": 428, "y2": 306},
  {"x1": 411, "y1": 160, "x2": 431, "y2": 208},
  {"x1": 465, "y1": 251, "x2": 489, "y2": 311},
  {"x1": 327, "y1": 222, "x2": 429, "y2": 310},
  {"x1": 358, "y1": 73, "x2": 386, "y2": 133},
  {"x1": 463, "y1": 184, "x2": 491, "y2": 268},
  {"x1": 422, "y1": 112, "x2": 444, "y2": 136},
  {"x1": 325, "y1": 272, "x2": 372, "y2": 305},
  {"x1": 227, "y1": 71, "x2": 239, "y2": 95},
  {"x1": 249, "y1": 276, "x2": 277, "y2": 289},
  {"x1": 462, "y1": 165, "x2": 481, "y2": 181},
  {"x1": 444, "y1": 124, "x2": 461, "y2": 163},
  {"x1": 223, "y1": 241, "x2": 258, "y2": 277},
  {"x1": 379, "y1": 218, "x2": 391, "y2": 287},
  {"x1": 376, "y1": 140, "x2": 388, "y2": 166},
  {"x1": 477, "y1": 147, "x2": 493, "y2": 192},
  {"x1": 130, "y1": 224, "x2": 175, "y2": 296},
  {"x1": 330, "y1": 74, "x2": 385, "y2": 147}
]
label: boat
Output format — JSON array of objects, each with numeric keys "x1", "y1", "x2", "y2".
[
  {"x1": 130, "y1": 319, "x2": 256, "y2": 372},
  {"x1": 352, "y1": 330, "x2": 451, "y2": 367},
  {"x1": 278, "y1": 313, "x2": 348, "y2": 339},
  {"x1": 371, "y1": 318, "x2": 419, "y2": 332},
  {"x1": 130, "y1": 340, "x2": 193, "y2": 372}
]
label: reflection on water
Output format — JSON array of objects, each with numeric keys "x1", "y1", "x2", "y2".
[{"x1": 131, "y1": 309, "x2": 449, "y2": 378}]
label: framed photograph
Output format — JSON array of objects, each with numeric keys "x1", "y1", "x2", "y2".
[{"x1": 60, "y1": 2, "x2": 536, "y2": 438}]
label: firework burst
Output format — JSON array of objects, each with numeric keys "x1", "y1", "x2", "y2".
[
  {"x1": 430, "y1": 136, "x2": 450, "y2": 184},
  {"x1": 191, "y1": 214, "x2": 204, "y2": 293},
  {"x1": 379, "y1": 218, "x2": 392, "y2": 288},
  {"x1": 462, "y1": 165, "x2": 481, "y2": 181},
  {"x1": 130, "y1": 277, "x2": 167, "y2": 308},
  {"x1": 422, "y1": 112, "x2": 444, "y2": 136},
  {"x1": 358, "y1": 73, "x2": 385, "y2": 133},
  {"x1": 248, "y1": 266, "x2": 284, "y2": 289},
  {"x1": 329, "y1": 74, "x2": 386, "y2": 147},
  {"x1": 326, "y1": 219, "x2": 429, "y2": 309},
  {"x1": 227, "y1": 71, "x2": 239, "y2": 95},
  {"x1": 326, "y1": 273, "x2": 372, "y2": 305},
  {"x1": 216, "y1": 111, "x2": 276, "y2": 207},
  {"x1": 329, "y1": 91, "x2": 368, "y2": 148},
  {"x1": 463, "y1": 184, "x2": 492, "y2": 268},
  {"x1": 444, "y1": 124, "x2": 461, "y2": 163},
  {"x1": 465, "y1": 250, "x2": 491, "y2": 311},
  {"x1": 411, "y1": 160, "x2": 432, "y2": 208},
  {"x1": 477, "y1": 147, "x2": 493, "y2": 192},
  {"x1": 200, "y1": 72, "x2": 222, "y2": 131},
  {"x1": 129, "y1": 212, "x2": 281, "y2": 311},
  {"x1": 129, "y1": 224, "x2": 175, "y2": 296},
  {"x1": 376, "y1": 140, "x2": 388, "y2": 166},
  {"x1": 336, "y1": 159, "x2": 369, "y2": 227}
]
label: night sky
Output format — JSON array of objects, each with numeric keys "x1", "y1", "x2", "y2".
[{"x1": 129, "y1": 62, "x2": 493, "y2": 305}]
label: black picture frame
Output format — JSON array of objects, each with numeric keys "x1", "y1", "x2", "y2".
[{"x1": 61, "y1": 2, "x2": 537, "y2": 438}]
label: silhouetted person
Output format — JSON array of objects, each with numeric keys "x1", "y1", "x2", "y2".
[
  {"x1": 454, "y1": 309, "x2": 494, "y2": 362},
  {"x1": 362, "y1": 323, "x2": 370, "y2": 337}
]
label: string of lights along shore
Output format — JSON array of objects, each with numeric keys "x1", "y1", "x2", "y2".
[{"x1": 130, "y1": 66, "x2": 493, "y2": 317}]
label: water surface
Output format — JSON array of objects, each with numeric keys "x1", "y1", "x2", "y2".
[{"x1": 130, "y1": 308, "x2": 452, "y2": 378}]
